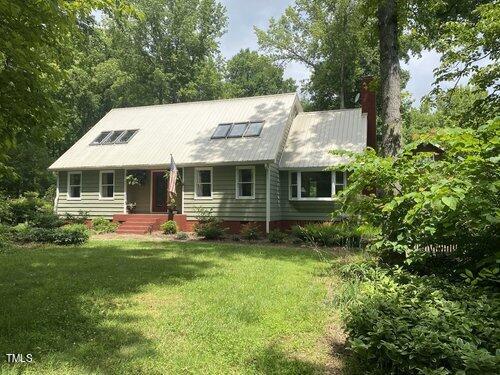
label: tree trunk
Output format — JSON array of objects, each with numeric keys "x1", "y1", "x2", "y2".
[{"x1": 377, "y1": 0, "x2": 402, "y2": 156}]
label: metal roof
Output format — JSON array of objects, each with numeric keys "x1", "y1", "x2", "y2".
[
  {"x1": 49, "y1": 93, "x2": 298, "y2": 170},
  {"x1": 279, "y1": 109, "x2": 367, "y2": 169}
]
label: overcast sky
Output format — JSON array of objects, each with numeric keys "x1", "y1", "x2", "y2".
[{"x1": 219, "y1": 0, "x2": 446, "y2": 106}]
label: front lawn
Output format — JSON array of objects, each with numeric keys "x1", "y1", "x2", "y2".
[{"x1": 0, "y1": 239, "x2": 349, "y2": 374}]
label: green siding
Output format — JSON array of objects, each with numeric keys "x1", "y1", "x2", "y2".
[
  {"x1": 56, "y1": 170, "x2": 125, "y2": 219},
  {"x1": 279, "y1": 171, "x2": 336, "y2": 221},
  {"x1": 269, "y1": 163, "x2": 281, "y2": 221},
  {"x1": 183, "y1": 165, "x2": 266, "y2": 221}
]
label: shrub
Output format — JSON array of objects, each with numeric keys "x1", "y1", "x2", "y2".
[
  {"x1": 292, "y1": 223, "x2": 360, "y2": 247},
  {"x1": 0, "y1": 196, "x2": 12, "y2": 224},
  {"x1": 0, "y1": 224, "x2": 11, "y2": 249},
  {"x1": 175, "y1": 232, "x2": 189, "y2": 240},
  {"x1": 193, "y1": 207, "x2": 226, "y2": 240},
  {"x1": 343, "y1": 266, "x2": 499, "y2": 374},
  {"x1": 53, "y1": 224, "x2": 89, "y2": 245},
  {"x1": 194, "y1": 220, "x2": 226, "y2": 240},
  {"x1": 9, "y1": 192, "x2": 50, "y2": 224},
  {"x1": 29, "y1": 210, "x2": 63, "y2": 229},
  {"x1": 268, "y1": 229, "x2": 287, "y2": 243},
  {"x1": 64, "y1": 210, "x2": 89, "y2": 224},
  {"x1": 10, "y1": 223, "x2": 33, "y2": 243},
  {"x1": 240, "y1": 222, "x2": 262, "y2": 240},
  {"x1": 161, "y1": 220, "x2": 178, "y2": 234},
  {"x1": 92, "y1": 217, "x2": 118, "y2": 234}
]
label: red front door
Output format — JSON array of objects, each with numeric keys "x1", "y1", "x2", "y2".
[{"x1": 152, "y1": 171, "x2": 167, "y2": 212}]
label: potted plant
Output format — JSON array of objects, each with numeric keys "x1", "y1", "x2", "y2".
[{"x1": 126, "y1": 202, "x2": 137, "y2": 213}]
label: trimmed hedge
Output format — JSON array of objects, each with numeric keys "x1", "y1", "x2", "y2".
[{"x1": 10, "y1": 223, "x2": 89, "y2": 245}]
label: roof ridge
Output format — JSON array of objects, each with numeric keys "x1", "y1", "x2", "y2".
[
  {"x1": 300, "y1": 108, "x2": 362, "y2": 115},
  {"x1": 110, "y1": 92, "x2": 298, "y2": 111}
]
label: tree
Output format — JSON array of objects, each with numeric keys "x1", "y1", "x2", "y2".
[
  {"x1": 256, "y1": 0, "x2": 378, "y2": 110},
  {"x1": 224, "y1": 49, "x2": 296, "y2": 98}
]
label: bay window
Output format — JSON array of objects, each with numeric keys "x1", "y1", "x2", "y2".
[{"x1": 289, "y1": 171, "x2": 346, "y2": 200}]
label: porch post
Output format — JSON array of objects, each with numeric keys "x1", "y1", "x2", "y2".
[{"x1": 265, "y1": 164, "x2": 270, "y2": 234}]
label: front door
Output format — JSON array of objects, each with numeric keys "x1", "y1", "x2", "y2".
[{"x1": 152, "y1": 171, "x2": 167, "y2": 212}]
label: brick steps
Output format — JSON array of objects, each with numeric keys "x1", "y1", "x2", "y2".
[{"x1": 113, "y1": 214, "x2": 169, "y2": 234}]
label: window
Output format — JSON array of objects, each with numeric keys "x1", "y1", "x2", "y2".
[
  {"x1": 236, "y1": 167, "x2": 255, "y2": 199},
  {"x1": 91, "y1": 131, "x2": 111, "y2": 145},
  {"x1": 195, "y1": 168, "x2": 212, "y2": 199},
  {"x1": 67, "y1": 172, "x2": 82, "y2": 199},
  {"x1": 289, "y1": 171, "x2": 347, "y2": 200},
  {"x1": 244, "y1": 121, "x2": 264, "y2": 137},
  {"x1": 100, "y1": 171, "x2": 115, "y2": 199},
  {"x1": 212, "y1": 124, "x2": 232, "y2": 139},
  {"x1": 116, "y1": 129, "x2": 138, "y2": 143},
  {"x1": 227, "y1": 122, "x2": 248, "y2": 138},
  {"x1": 301, "y1": 171, "x2": 331, "y2": 198},
  {"x1": 103, "y1": 130, "x2": 124, "y2": 144},
  {"x1": 334, "y1": 171, "x2": 347, "y2": 194}
]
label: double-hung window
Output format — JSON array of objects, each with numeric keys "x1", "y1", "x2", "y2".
[
  {"x1": 289, "y1": 171, "x2": 347, "y2": 200},
  {"x1": 100, "y1": 171, "x2": 115, "y2": 199},
  {"x1": 236, "y1": 167, "x2": 255, "y2": 199},
  {"x1": 195, "y1": 168, "x2": 212, "y2": 199},
  {"x1": 68, "y1": 172, "x2": 82, "y2": 199}
]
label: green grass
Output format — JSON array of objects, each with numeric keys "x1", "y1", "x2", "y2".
[{"x1": 0, "y1": 239, "x2": 349, "y2": 374}]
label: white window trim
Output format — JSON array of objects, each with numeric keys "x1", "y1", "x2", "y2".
[
  {"x1": 194, "y1": 167, "x2": 213, "y2": 200},
  {"x1": 288, "y1": 170, "x2": 346, "y2": 201},
  {"x1": 235, "y1": 166, "x2": 255, "y2": 200},
  {"x1": 67, "y1": 171, "x2": 82, "y2": 201},
  {"x1": 99, "y1": 170, "x2": 115, "y2": 200}
]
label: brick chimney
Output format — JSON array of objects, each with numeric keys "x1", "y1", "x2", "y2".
[{"x1": 360, "y1": 76, "x2": 376, "y2": 150}]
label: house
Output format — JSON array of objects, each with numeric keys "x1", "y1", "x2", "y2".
[{"x1": 49, "y1": 80, "x2": 376, "y2": 234}]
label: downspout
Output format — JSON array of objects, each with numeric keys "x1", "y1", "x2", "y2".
[
  {"x1": 265, "y1": 163, "x2": 270, "y2": 234},
  {"x1": 53, "y1": 172, "x2": 59, "y2": 214},
  {"x1": 181, "y1": 167, "x2": 185, "y2": 214}
]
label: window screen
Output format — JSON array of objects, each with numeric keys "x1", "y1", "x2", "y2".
[
  {"x1": 244, "y1": 121, "x2": 264, "y2": 137},
  {"x1": 227, "y1": 122, "x2": 248, "y2": 138},
  {"x1": 212, "y1": 124, "x2": 232, "y2": 139}
]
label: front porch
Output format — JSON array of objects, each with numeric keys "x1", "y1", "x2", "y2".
[{"x1": 126, "y1": 169, "x2": 183, "y2": 215}]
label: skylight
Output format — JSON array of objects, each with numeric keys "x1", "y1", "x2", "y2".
[
  {"x1": 244, "y1": 121, "x2": 264, "y2": 137},
  {"x1": 91, "y1": 131, "x2": 111, "y2": 145},
  {"x1": 212, "y1": 123, "x2": 232, "y2": 139},
  {"x1": 103, "y1": 130, "x2": 125, "y2": 144},
  {"x1": 227, "y1": 122, "x2": 248, "y2": 138},
  {"x1": 211, "y1": 121, "x2": 265, "y2": 139},
  {"x1": 91, "y1": 129, "x2": 139, "y2": 145}
]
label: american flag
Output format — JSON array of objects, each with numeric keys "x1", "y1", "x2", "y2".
[{"x1": 168, "y1": 154, "x2": 177, "y2": 197}]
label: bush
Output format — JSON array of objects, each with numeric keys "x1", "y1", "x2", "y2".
[
  {"x1": 194, "y1": 220, "x2": 226, "y2": 240},
  {"x1": 292, "y1": 223, "x2": 360, "y2": 247},
  {"x1": 175, "y1": 232, "x2": 189, "y2": 240},
  {"x1": 8, "y1": 192, "x2": 51, "y2": 224},
  {"x1": 240, "y1": 222, "x2": 262, "y2": 240},
  {"x1": 64, "y1": 210, "x2": 89, "y2": 224},
  {"x1": 193, "y1": 207, "x2": 226, "y2": 240},
  {"x1": 161, "y1": 220, "x2": 178, "y2": 234},
  {"x1": 29, "y1": 210, "x2": 63, "y2": 229},
  {"x1": 343, "y1": 266, "x2": 499, "y2": 374},
  {"x1": 10, "y1": 223, "x2": 89, "y2": 245},
  {"x1": 268, "y1": 229, "x2": 287, "y2": 243},
  {"x1": 92, "y1": 217, "x2": 118, "y2": 234},
  {"x1": 53, "y1": 224, "x2": 89, "y2": 245},
  {"x1": 0, "y1": 196, "x2": 12, "y2": 224},
  {"x1": 0, "y1": 224, "x2": 11, "y2": 249}
]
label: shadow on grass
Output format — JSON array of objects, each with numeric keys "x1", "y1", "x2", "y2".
[{"x1": 0, "y1": 244, "x2": 214, "y2": 373}]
